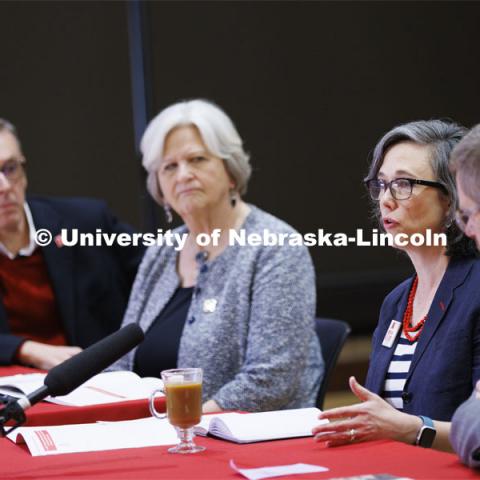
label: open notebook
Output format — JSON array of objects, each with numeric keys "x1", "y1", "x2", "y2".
[
  {"x1": 0, "y1": 371, "x2": 163, "y2": 406},
  {"x1": 194, "y1": 408, "x2": 325, "y2": 443}
]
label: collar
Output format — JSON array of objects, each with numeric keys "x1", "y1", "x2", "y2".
[{"x1": 0, "y1": 202, "x2": 38, "y2": 259}]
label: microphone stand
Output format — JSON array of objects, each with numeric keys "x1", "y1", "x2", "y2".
[
  {"x1": 0, "y1": 394, "x2": 27, "y2": 437},
  {"x1": 0, "y1": 385, "x2": 48, "y2": 436}
]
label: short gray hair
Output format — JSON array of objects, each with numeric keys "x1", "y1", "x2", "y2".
[
  {"x1": 141, "y1": 99, "x2": 251, "y2": 205},
  {"x1": 0, "y1": 118, "x2": 23, "y2": 153},
  {"x1": 366, "y1": 119, "x2": 476, "y2": 257},
  {"x1": 0, "y1": 118, "x2": 17, "y2": 135},
  {"x1": 450, "y1": 124, "x2": 480, "y2": 205}
]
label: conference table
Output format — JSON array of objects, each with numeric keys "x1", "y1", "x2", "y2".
[{"x1": 0, "y1": 366, "x2": 477, "y2": 479}]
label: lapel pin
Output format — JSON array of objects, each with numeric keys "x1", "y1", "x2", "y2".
[{"x1": 203, "y1": 298, "x2": 217, "y2": 313}]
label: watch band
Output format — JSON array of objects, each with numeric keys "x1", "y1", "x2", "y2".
[
  {"x1": 418, "y1": 415, "x2": 434, "y2": 429},
  {"x1": 416, "y1": 415, "x2": 436, "y2": 448}
]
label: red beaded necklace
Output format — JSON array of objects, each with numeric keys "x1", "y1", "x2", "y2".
[{"x1": 402, "y1": 276, "x2": 427, "y2": 342}]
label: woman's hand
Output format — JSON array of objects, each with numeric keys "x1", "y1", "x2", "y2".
[{"x1": 312, "y1": 376, "x2": 422, "y2": 447}]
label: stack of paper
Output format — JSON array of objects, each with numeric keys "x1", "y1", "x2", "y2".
[
  {"x1": 0, "y1": 371, "x2": 164, "y2": 406},
  {"x1": 7, "y1": 417, "x2": 178, "y2": 456},
  {"x1": 7, "y1": 407, "x2": 326, "y2": 456}
]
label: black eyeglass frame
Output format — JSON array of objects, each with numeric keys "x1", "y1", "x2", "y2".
[
  {"x1": 364, "y1": 177, "x2": 449, "y2": 201},
  {"x1": 0, "y1": 158, "x2": 26, "y2": 183}
]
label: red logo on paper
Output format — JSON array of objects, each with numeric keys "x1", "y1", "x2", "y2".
[{"x1": 35, "y1": 430, "x2": 57, "y2": 451}]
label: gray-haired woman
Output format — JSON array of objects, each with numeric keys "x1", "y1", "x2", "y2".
[
  {"x1": 313, "y1": 119, "x2": 480, "y2": 451},
  {"x1": 111, "y1": 99, "x2": 323, "y2": 413}
]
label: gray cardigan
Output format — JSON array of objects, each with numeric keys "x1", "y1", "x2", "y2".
[
  {"x1": 450, "y1": 390, "x2": 480, "y2": 468},
  {"x1": 111, "y1": 205, "x2": 323, "y2": 412}
]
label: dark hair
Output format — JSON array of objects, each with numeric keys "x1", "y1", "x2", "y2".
[
  {"x1": 450, "y1": 124, "x2": 480, "y2": 205},
  {"x1": 366, "y1": 119, "x2": 477, "y2": 258}
]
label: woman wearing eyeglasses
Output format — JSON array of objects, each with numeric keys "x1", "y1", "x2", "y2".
[{"x1": 313, "y1": 119, "x2": 480, "y2": 451}]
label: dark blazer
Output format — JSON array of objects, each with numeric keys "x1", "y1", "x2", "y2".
[
  {"x1": 0, "y1": 196, "x2": 145, "y2": 364},
  {"x1": 365, "y1": 255, "x2": 480, "y2": 421}
]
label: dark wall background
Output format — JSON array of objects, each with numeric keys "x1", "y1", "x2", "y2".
[
  {"x1": 1, "y1": 1, "x2": 479, "y2": 332},
  {"x1": 0, "y1": 1, "x2": 143, "y2": 227}
]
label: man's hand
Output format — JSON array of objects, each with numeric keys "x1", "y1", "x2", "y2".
[{"x1": 17, "y1": 341, "x2": 82, "y2": 370}]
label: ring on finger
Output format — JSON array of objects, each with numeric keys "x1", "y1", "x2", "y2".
[{"x1": 349, "y1": 428, "x2": 356, "y2": 442}]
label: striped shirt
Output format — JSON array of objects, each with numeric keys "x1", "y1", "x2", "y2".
[{"x1": 382, "y1": 332, "x2": 418, "y2": 410}]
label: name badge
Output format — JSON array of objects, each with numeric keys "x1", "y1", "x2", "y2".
[
  {"x1": 203, "y1": 298, "x2": 217, "y2": 313},
  {"x1": 382, "y1": 320, "x2": 401, "y2": 348}
]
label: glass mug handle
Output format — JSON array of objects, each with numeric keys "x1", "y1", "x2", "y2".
[{"x1": 149, "y1": 387, "x2": 166, "y2": 419}]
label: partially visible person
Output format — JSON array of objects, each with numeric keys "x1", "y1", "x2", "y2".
[
  {"x1": 0, "y1": 118, "x2": 145, "y2": 369},
  {"x1": 450, "y1": 381, "x2": 480, "y2": 468},
  {"x1": 451, "y1": 124, "x2": 480, "y2": 250},
  {"x1": 313, "y1": 119, "x2": 480, "y2": 451},
  {"x1": 449, "y1": 124, "x2": 480, "y2": 468},
  {"x1": 110, "y1": 99, "x2": 323, "y2": 413}
]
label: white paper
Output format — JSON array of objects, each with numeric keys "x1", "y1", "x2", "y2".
[
  {"x1": 7, "y1": 417, "x2": 179, "y2": 456},
  {"x1": 0, "y1": 371, "x2": 164, "y2": 406},
  {"x1": 230, "y1": 459, "x2": 329, "y2": 480},
  {"x1": 0, "y1": 373, "x2": 47, "y2": 397},
  {"x1": 196, "y1": 408, "x2": 326, "y2": 443},
  {"x1": 49, "y1": 371, "x2": 164, "y2": 406}
]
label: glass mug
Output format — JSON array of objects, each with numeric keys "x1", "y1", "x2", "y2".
[{"x1": 149, "y1": 368, "x2": 205, "y2": 454}]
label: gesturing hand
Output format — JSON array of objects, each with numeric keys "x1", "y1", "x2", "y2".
[{"x1": 312, "y1": 376, "x2": 422, "y2": 447}]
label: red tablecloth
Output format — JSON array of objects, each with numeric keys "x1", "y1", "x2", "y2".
[
  {"x1": 1, "y1": 367, "x2": 476, "y2": 479},
  {"x1": 0, "y1": 435, "x2": 475, "y2": 480},
  {"x1": 0, "y1": 366, "x2": 165, "y2": 427}
]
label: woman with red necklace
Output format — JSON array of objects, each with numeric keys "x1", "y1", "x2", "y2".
[{"x1": 313, "y1": 119, "x2": 480, "y2": 452}]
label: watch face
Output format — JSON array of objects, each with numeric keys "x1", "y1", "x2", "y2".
[{"x1": 418, "y1": 426, "x2": 436, "y2": 448}]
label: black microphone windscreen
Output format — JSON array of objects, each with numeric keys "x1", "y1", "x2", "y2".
[{"x1": 44, "y1": 324, "x2": 144, "y2": 397}]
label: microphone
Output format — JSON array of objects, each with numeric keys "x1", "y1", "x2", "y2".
[{"x1": 0, "y1": 323, "x2": 144, "y2": 435}]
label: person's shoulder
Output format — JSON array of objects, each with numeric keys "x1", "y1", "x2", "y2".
[
  {"x1": 242, "y1": 205, "x2": 314, "y2": 270},
  {"x1": 464, "y1": 255, "x2": 480, "y2": 275},
  {"x1": 29, "y1": 195, "x2": 108, "y2": 214},
  {"x1": 246, "y1": 204, "x2": 300, "y2": 235},
  {"x1": 382, "y1": 276, "x2": 412, "y2": 308},
  {"x1": 141, "y1": 225, "x2": 187, "y2": 262},
  {"x1": 446, "y1": 254, "x2": 480, "y2": 290},
  {"x1": 28, "y1": 195, "x2": 120, "y2": 231}
]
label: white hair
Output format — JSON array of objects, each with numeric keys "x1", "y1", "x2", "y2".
[{"x1": 141, "y1": 99, "x2": 251, "y2": 204}]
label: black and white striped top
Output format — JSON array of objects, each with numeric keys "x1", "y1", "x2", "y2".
[{"x1": 382, "y1": 332, "x2": 418, "y2": 410}]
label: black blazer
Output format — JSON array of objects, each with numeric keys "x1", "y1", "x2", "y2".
[
  {"x1": 0, "y1": 196, "x2": 145, "y2": 364},
  {"x1": 365, "y1": 255, "x2": 480, "y2": 421}
]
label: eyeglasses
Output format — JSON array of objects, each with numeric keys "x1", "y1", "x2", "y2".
[
  {"x1": 0, "y1": 158, "x2": 25, "y2": 183},
  {"x1": 365, "y1": 177, "x2": 448, "y2": 201},
  {"x1": 455, "y1": 206, "x2": 480, "y2": 232}
]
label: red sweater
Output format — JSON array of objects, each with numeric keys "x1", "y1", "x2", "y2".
[{"x1": 0, "y1": 249, "x2": 67, "y2": 345}]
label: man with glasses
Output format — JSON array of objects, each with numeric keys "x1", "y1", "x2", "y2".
[
  {"x1": 0, "y1": 119, "x2": 144, "y2": 369},
  {"x1": 449, "y1": 124, "x2": 480, "y2": 469}
]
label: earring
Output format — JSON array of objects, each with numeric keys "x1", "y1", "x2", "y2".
[
  {"x1": 163, "y1": 204, "x2": 173, "y2": 224},
  {"x1": 229, "y1": 189, "x2": 237, "y2": 208}
]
